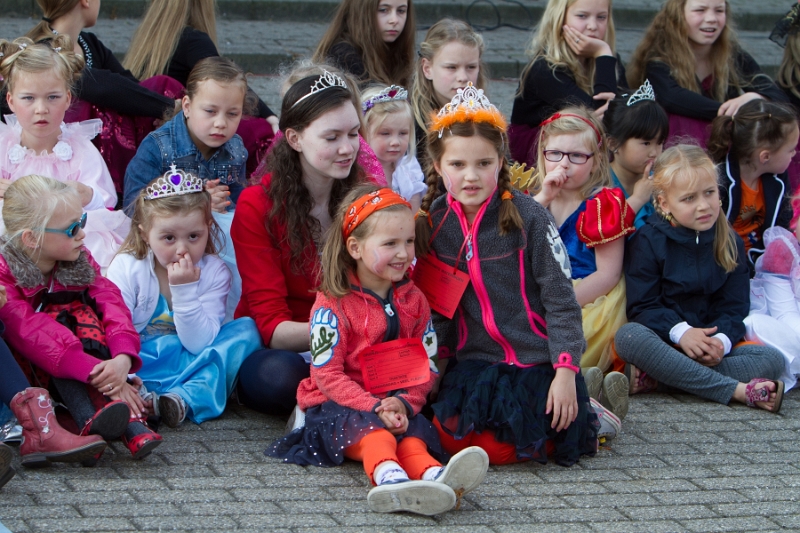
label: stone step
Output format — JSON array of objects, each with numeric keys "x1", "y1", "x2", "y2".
[
  {"x1": 0, "y1": 17, "x2": 786, "y2": 80},
  {"x1": 1, "y1": 0, "x2": 793, "y2": 31}
]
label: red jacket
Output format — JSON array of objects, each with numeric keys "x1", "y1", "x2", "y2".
[
  {"x1": 0, "y1": 242, "x2": 141, "y2": 382},
  {"x1": 231, "y1": 174, "x2": 319, "y2": 346},
  {"x1": 297, "y1": 280, "x2": 438, "y2": 415}
]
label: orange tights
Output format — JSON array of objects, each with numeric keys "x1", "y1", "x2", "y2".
[
  {"x1": 434, "y1": 417, "x2": 554, "y2": 465},
  {"x1": 344, "y1": 429, "x2": 441, "y2": 485}
]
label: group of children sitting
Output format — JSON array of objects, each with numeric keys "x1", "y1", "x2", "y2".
[{"x1": 0, "y1": 0, "x2": 798, "y2": 518}]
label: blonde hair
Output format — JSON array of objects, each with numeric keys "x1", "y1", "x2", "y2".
[
  {"x1": 777, "y1": 32, "x2": 800, "y2": 102},
  {"x1": 361, "y1": 84, "x2": 416, "y2": 159},
  {"x1": 411, "y1": 19, "x2": 488, "y2": 131},
  {"x1": 627, "y1": 0, "x2": 745, "y2": 102},
  {"x1": 0, "y1": 35, "x2": 83, "y2": 95},
  {"x1": 532, "y1": 107, "x2": 611, "y2": 199},
  {"x1": 416, "y1": 121, "x2": 522, "y2": 257},
  {"x1": 652, "y1": 144, "x2": 738, "y2": 272},
  {"x1": 118, "y1": 178, "x2": 222, "y2": 260},
  {"x1": 519, "y1": 0, "x2": 616, "y2": 96},
  {"x1": 320, "y1": 184, "x2": 412, "y2": 298},
  {"x1": 2, "y1": 174, "x2": 81, "y2": 252},
  {"x1": 26, "y1": 0, "x2": 80, "y2": 43},
  {"x1": 312, "y1": 0, "x2": 416, "y2": 88},
  {"x1": 123, "y1": 0, "x2": 218, "y2": 80}
]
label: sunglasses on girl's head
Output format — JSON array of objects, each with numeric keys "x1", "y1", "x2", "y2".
[
  {"x1": 543, "y1": 150, "x2": 594, "y2": 165},
  {"x1": 43, "y1": 212, "x2": 87, "y2": 238}
]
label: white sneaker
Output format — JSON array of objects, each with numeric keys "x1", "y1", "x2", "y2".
[
  {"x1": 158, "y1": 393, "x2": 187, "y2": 428},
  {"x1": 435, "y1": 446, "x2": 489, "y2": 496},
  {"x1": 582, "y1": 367, "x2": 603, "y2": 401},
  {"x1": 367, "y1": 480, "x2": 456, "y2": 515},
  {"x1": 590, "y1": 398, "x2": 621, "y2": 441},
  {"x1": 284, "y1": 404, "x2": 306, "y2": 435}
]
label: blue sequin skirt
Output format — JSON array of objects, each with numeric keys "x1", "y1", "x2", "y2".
[
  {"x1": 432, "y1": 360, "x2": 599, "y2": 466},
  {"x1": 266, "y1": 401, "x2": 447, "y2": 467}
]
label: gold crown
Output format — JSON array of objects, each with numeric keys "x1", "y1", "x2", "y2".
[{"x1": 509, "y1": 162, "x2": 535, "y2": 192}]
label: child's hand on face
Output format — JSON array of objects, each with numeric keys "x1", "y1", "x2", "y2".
[
  {"x1": 563, "y1": 25, "x2": 612, "y2": 58},
  {"x1": 631, "y1": 161, "x2": 655, "y2": 204},
  {"x1": 0, "y1": 178, "x2": 13, "y2": 199},
  {"x1": 167, "y1": 254, "x2": 201, "y2": 285},
  {"x1": 679, "y1": 327, "x2": 719, "y2": 360},
  {"x1": 547, "y1": 367, "x2": 578, "y2": 432},
  {"x1": 535, "y1": 167, "x2": 568, "y2": 206},
  {"x1": 205, "y1": 179, "x2": 231, "y2": 213}
]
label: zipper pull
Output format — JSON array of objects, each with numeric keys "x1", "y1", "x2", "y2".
[
  {"x1": 696, "y1": 231, "x2": 699, "y2": 245},
  {"x1": 465, "y1": 234, "x2": 474, "y2": 261},
  {"x1": 384, "y1": 303, "x2": 395, "y2": 317}
]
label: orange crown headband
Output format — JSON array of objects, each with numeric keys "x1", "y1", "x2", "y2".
[
  {"x1": 429, "y1": 83, "x2": 507, "y2": 138},
  {"x1": 343, "y1": 188, "x2": 411, "y2": 238},
  {"x1": 539, "y1": 112, "x2": 603, "y2": 146}
]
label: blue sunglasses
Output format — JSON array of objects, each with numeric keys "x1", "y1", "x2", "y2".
[{"x1": 43, "y1": 212, "x2": 87, "y2": 238}]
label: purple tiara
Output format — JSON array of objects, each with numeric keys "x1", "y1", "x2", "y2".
[{"x1": 144, "y1": 164, "x2": 204, "y2": 200}]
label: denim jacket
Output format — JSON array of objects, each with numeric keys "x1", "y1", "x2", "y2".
[{"x1": 123, "y1": 110, "x2": 247, "y2": 212}]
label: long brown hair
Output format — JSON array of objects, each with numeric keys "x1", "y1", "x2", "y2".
[
  {"x1": 319, "y1": 184, "x2": 412, "y2": 298},
  {"x1": 313, "y1": 0, "x2": 416, "y2": 87},
  {"x1": 778, "y1": 31, "x2": 800, "y2": 102},
  {"x1": 518, "y1": 0, "x2": 616, "y2": 96},
  {"x1": 627, "y1": 0, "x2": 744, "y2": 102},
  {"x1": 119, "y1": 178, "x2": 222, "y2": 260},
  {"x1": 415, "y1": 121, "x2": 522, "y2": 257},
  {"x1": 708, "y1": 99, "x2": 798, "y2": 166},
  {"x1": 123, "y1": 0, "x2": 218, "y2": 80},
  {"x1": 410, "y1": 19, "x2": 488, "y2": 132},
  {"x1": 26, "y1": 0, "x2": 80, "y2": 43},
  {"x1": 266, "y1": 74, "x2": 366, "y2": 272},
  {"x1": 652, "y1": 145, "x2": 738, "y2": 272}
]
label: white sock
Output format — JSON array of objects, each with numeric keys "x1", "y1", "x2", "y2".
[
  {"x1": 373, "y1": 461, "x2": 409, "y2": 486},
  {"x1": 422, "y1": 466, "x2": 443, "y2": 481}
]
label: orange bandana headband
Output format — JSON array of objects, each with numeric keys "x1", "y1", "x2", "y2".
[
  {"x1": 343, "y1": 188, "x2": 412, "y2": 238},
  {"x1": 429, "y1": 82, "x2": 507, "y2": 138}
]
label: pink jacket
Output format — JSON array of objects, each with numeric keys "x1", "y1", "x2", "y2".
[
  {"x1": 296, "y1": 280, "x2": 438, "y2": 415},
  {"x1": 0, "y1": 241, "x2": 141, "y2": 382}
]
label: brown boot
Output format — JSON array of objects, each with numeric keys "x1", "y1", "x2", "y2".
[{"x1": 10, "y1": 388, "x2": 107, "y2": 468}]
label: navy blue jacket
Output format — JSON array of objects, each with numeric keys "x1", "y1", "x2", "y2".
[
  {"x1": 718, "y1": 153, "x2": 792, "y2": 273},
  {"x1": 624, "y1": 213, "x2": 750, "y2": 344}
]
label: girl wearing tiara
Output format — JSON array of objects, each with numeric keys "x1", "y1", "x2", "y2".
[
  {"x1": 108, "y1": 168, "x2": 261, "y2": 428},
  {"x1": 416, "y1": 84, "x2": 618, "y2": 466},
  {"x1": 361, "y1": 84, "x2": 426, "y2": 211}
]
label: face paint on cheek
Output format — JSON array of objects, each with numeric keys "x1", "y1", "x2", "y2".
[{"x1": 441, "y1": 168, "x2": 454, "y2": 193}]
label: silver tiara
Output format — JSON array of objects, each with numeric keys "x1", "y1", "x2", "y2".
[
  {"x1": 362, "y1": 85, "x2": 408, "y2": 114},
  {"x1": 627, "y1": 80, "x2": 656, "y2": 107},
  {"x1": 144, "y1": 164, "x2": 204, "y2": 200},
  {"x1": 291, "y1": 70, "x2": 348, "y2": 109}
]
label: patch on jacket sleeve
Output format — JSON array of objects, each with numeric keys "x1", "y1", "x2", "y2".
[
  {"x1": 310, "y1": 307, "x2": 340, "y2": 367},
  {"x1": 422, "y1": 318, "x2": 438, "y2": 373},
  {"x1": 546, "y1": 223, "x2": 572, "y2": 279}
]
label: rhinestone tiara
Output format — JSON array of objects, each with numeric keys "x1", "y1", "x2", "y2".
[
  {"x1": 362, "y1": 85, "x2": 408, "y2": 114},
  {"x1": 429, "y1": 82, "x2": 507, "y2": 138},
  {"x1": 627, "y1": 80, "x2": 656, "y2": 107},
  {"x1": 291, "y1": 70, "x2": 348, "y2": 109},
  {"x1": 144, "y1": 164, "x2": 204, "y2": 200}
]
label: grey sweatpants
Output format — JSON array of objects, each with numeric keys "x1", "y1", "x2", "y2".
[{"x1": 615, "y1": 322, "x2": 784, "y2": 404}]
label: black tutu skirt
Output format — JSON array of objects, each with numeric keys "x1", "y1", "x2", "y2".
[
  {"x1": 266, "y1": 401, "x2": 448, "y2": 467},
  {"x1": 432, "y1": 360, "x2": 599, "y2": 466}
]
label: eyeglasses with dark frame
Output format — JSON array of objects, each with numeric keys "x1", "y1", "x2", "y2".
[
  {"x1": 543, "y1": 150, "x2": 594, "y2": 165},
  {"x1": 42, "y1": 212, "x2": 87, "y2": 238}
]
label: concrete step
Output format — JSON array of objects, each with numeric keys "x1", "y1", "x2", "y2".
[
  {"x1": 1, "y1": 0, "x2": 793, "y2": 31},
  {"x1": 0, "y1": 17, "x2": 784, "y2": 80}
]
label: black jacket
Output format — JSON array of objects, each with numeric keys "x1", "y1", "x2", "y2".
[
  {"x1": 624, "y1": 213, "x2": 750, "y2": 344},
  {"x1": 718, "y1": 154, "x2": 792, "y2": 273}
]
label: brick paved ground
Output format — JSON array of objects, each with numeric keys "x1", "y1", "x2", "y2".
[{"x1": 2, "y1": 389, "x2": 800, "y2": 532}]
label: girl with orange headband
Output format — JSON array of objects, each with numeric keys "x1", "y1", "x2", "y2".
[
  {"x1": 416, "y1": 85, "x2": 619, "y2": 468},
  {"x1": 267, "y1": 184, "x2": 489, "y2": 516},
  {"x1": 532, "y1": 107, "x2": 632, "y2": 419}
]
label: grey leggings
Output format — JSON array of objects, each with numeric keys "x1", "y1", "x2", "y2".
[{"x1": 615, "y1": 322, "x2": 784, "y2": 404}]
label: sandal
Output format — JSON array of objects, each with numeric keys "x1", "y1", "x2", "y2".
[
  {"x1": 745, "y1": 378, "x2": 784, "y2": 414},
  {"x1": 624, "y1": 363, "x2": 658, "y2": 395}
]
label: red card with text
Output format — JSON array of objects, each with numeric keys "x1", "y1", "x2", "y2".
[
  {"x1": 412, "y1": 254, "x2": 469, "y2": 319},
  {"x1": 359, "y1": 338, "x2": 430, "y2": 394}
]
